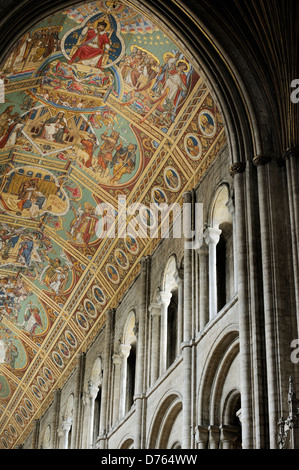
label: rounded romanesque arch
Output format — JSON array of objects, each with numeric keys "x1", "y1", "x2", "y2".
[
  {"x1": 148, "y1": 392, "x2": 183, "y2": 449},
  {"x1": 119, "y1": 436, "x2": 134, "y2": 449},
  {"x1": 196, "y1": 326, "x2": 240, "y2": 448}
]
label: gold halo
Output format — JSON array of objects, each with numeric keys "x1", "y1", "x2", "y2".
[{"x1": 176, "y1": 59, "x2": 190, "y2": 72}]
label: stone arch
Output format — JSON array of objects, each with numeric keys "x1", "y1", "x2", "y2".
[
  {"x1": 119, "y1": 310, "x2": 137, "y2": 417},
  {"x1": 119, "y1": 436, "x2": 134, "y2": 449},
  {"x1": 89, "y1": 356, "x2": 102, "y2": 388},
  {"x1": 205, "y1": 183, "x2": 235, "y2": 314},
  {"x1": 148, "y1": 391, "x2": 183, "y2": 449},
  {"x1": 64, "y1": 393, "x2": 74, "y2": 422},
  {"x1": 42, "y1": 424, "x2": 51, "y2": 449},
  {"x1": 162, "y1": 254, "x2": 178, "y2": 294},
  {"x1": 122, "y1": 310, "x2": 137, "y2": 347},
  {"x1": 209, "y1": 338, "x2": 240, "y2": 425},
  {"x1": 222, "y1": 388, "x2": 242, "y2": 426},
  {"x1": 197, "y1": 326, "x2": 239, "y2": 427},
  {"x1": 209, "y1": 183, "x2": 232, "y2": 230},
  {"x1": 87, "y1": 356, "x2": 103, "y2": 448}
]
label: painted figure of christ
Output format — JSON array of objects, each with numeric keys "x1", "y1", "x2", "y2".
[{"x1": 69, "y1": 20, "x2": 110, "y2": 69}]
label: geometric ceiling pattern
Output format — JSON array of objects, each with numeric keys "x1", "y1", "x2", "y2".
[{"x1": 0, "y1": 0, "x2": 226, "y2": 448}]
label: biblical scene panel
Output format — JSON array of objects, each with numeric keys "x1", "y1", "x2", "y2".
[{"x1": 0, "y1": 0, "x2": 227, "y2": 448}]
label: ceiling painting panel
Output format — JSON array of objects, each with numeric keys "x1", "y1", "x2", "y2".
[{"x1": 0, "y1": 0, "x2": 227, "y2": 448}]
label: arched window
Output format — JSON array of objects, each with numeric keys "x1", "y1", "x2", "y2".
[
  {"x1": 93, "y1": 387, "x2": 102, "y2": 446},
  {"x1": 88, "y1": 357, "x2": 103, "y2": 449},
  {"x1": 126, "y1": 342, "x2": 136, "y2": 412},
  {"x1": 58, "y1": 394, "x2": 73, "y2": 449},
  {"x1": 119, "y1": 311, "x2": 137, "y2": 418},
  {"x1": 167, "y1": 288, "x2": 178, "y2": 369},
  {"x1": 205, "y1": 184, "x2": 234, "y2": 319},
  {"x1": 152, "y1": 255, "x2": 182, "y2": 375}
]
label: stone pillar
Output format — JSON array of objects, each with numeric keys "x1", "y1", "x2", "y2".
[
  {"x1": 230, "y1": 161, "x2": 253, "y2": 448},
  {"x1": 160, "y1": 291, "x2": 172, "y2": 374},
  {"x1": 226, "y1": 195, "x2": 238, "y2": 294},
  {"x1": 32, "y1": 419, "x2": 40, "y2": 449},
  {"x1": 283, "y1": 148, "x2": 299, "y2": 333},
  {"x1": 119, "y1": 344, "x2": 131, "y2": 418},
  {"x1": 204, "y1": 226, "x2": 222, "y2": 319},
  {"x1": 149, "y1": 302, "x2": 161, "y2": 384},
  {"x1": 58, "y1": 419, "x2": 72, "y2": 449},
  {"x1": 182, "y1": 190, "x2": 193, "y2": 449},
  {"x1": 52, "y1": 388, "x2": 61, "y2": 449},
  {"x1": 81, "y1": 391, "x2": 90, "y2": 449},
  {"x1": 174, "y1": 268, "x2": 184, "y2": 355},
  {"x1": 135, "y1": 256, "x2": 149, "y2": 449},
  {"x1": 197, "y1": 242, "x2": 209, "y2": 330},
  {"x1": 73, "y1": 353, "x2": 86, "y2": 449},
  {"x1": 97, "y1": 308, "x2": 114, "y2": 449},
  {"x1": 253, "y1": 155, "x2": 285, "y2": 448},
  {"x1": 88, "y1": 383, "x2": 99, "y2": 448},
  {"x1": 112, "y1": 353, "x2": 122, "y2": 424}
]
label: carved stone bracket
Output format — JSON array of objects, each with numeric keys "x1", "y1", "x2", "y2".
[
  {"x1": 253, "y1": 155, "x2": 272, "y2": 167},
  {"x1": 229, "y1": 161, "x2": 246, "y2": 177}
]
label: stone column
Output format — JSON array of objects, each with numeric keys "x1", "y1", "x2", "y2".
[
  {"x1": 88, "y1": 383, "x2": 99, "y2": 448},
  {"x1": 73, "y1": 353, "x2": 86, "y2": 449},
  {"x1": 254, "y1": 155, "x2": 285, "y2": 448},
  {"x1": 197, "y1": 242, "x2": 209, "y2": 330},
  {"x1": 97, "y1": 308, "x2": 114, "y2": 449},
  {"x1": 119, "y1": 344, "x2": 131, "y2": 419},
  {"x1": 226, "y1": 196, "x2": 238, "y2": 294},
  {"x1": 149, "y1": 302, "x2": 161, "y2": 385},
  {"x1": 81, "y1": 391, "x2": 90, "y2": 449},
  {"x1": 52, "y1": 388, "x2": 61, "y2": 449},
  {"x1": 283, "y1": 148, "x2": 299, "y2": 333},
  {"x1": 230, "y1": 161, "x2": 253, "y2": 448},
  {"x1": 58, "y1": 419, "x2": 72, "y2": 449},
  {"x1": 182, "y1": 190, "x2": 193, "y2": 449},
  {"x1": 204, "y1": 226, "x2": 222, "y2": 319},
  {"x1": 174, "y1": 268, "x2": 184, "y2": 355},
  {"x1": 160, "y1": 291, "x2": 172, "y2": 374},
  {"x1": 135, "y1": 256, "x2": 149, "y2": 449},
  {"x1": 112, "y1": 353, "x2": 122, "y2": 424},
  {"x1": 32, "y1": 419, "x2": 40, "y2": 449}
]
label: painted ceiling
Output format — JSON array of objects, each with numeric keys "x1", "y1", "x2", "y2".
[{"x1": 0, "y1": 0, "x2": 226, "y2": 448}]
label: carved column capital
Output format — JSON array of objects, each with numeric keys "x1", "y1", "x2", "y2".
[
  {"x1": 61, "y1": 418, "x2": 72, "y2": 433},
  {"x1": 159, "y1": 291, "x2": 172, "y2": 307},
  {"x1": 219, "y1": 425, "x2": 239, "y2": 448},
  {"x1": 229, "y1": 161, "x2": 246, "y2": 177},
  {"x1": 253, "y1": 155, "x2": 272, "y2": 167},
  {"x1": 182, "y1": 190, "x2": 192, "y2": 204},
  {"x1": 204, "y1": 226, "x2": 222, "y2": 246},
  {"x1": 88, "y1": 383, "x2": 99, "y2": 400},
  {"x1": 208, "y1": 425, "x2": 220, "y2": 448},
  {"x1": 194, "y1": 425, "x2": 209, "y2": 448},
  {"x1": 283, "y1": 146, "x2": 299, "y2": 160},
  {"x1": 119, "y1": 343, "x2": 131, "y2": 359},
  {"x1": 149, "y1": 303, "x2": 162, "y2": 316},
  {"x1": 112, "y1": 353, "x2": 122, "y2": 365}
]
